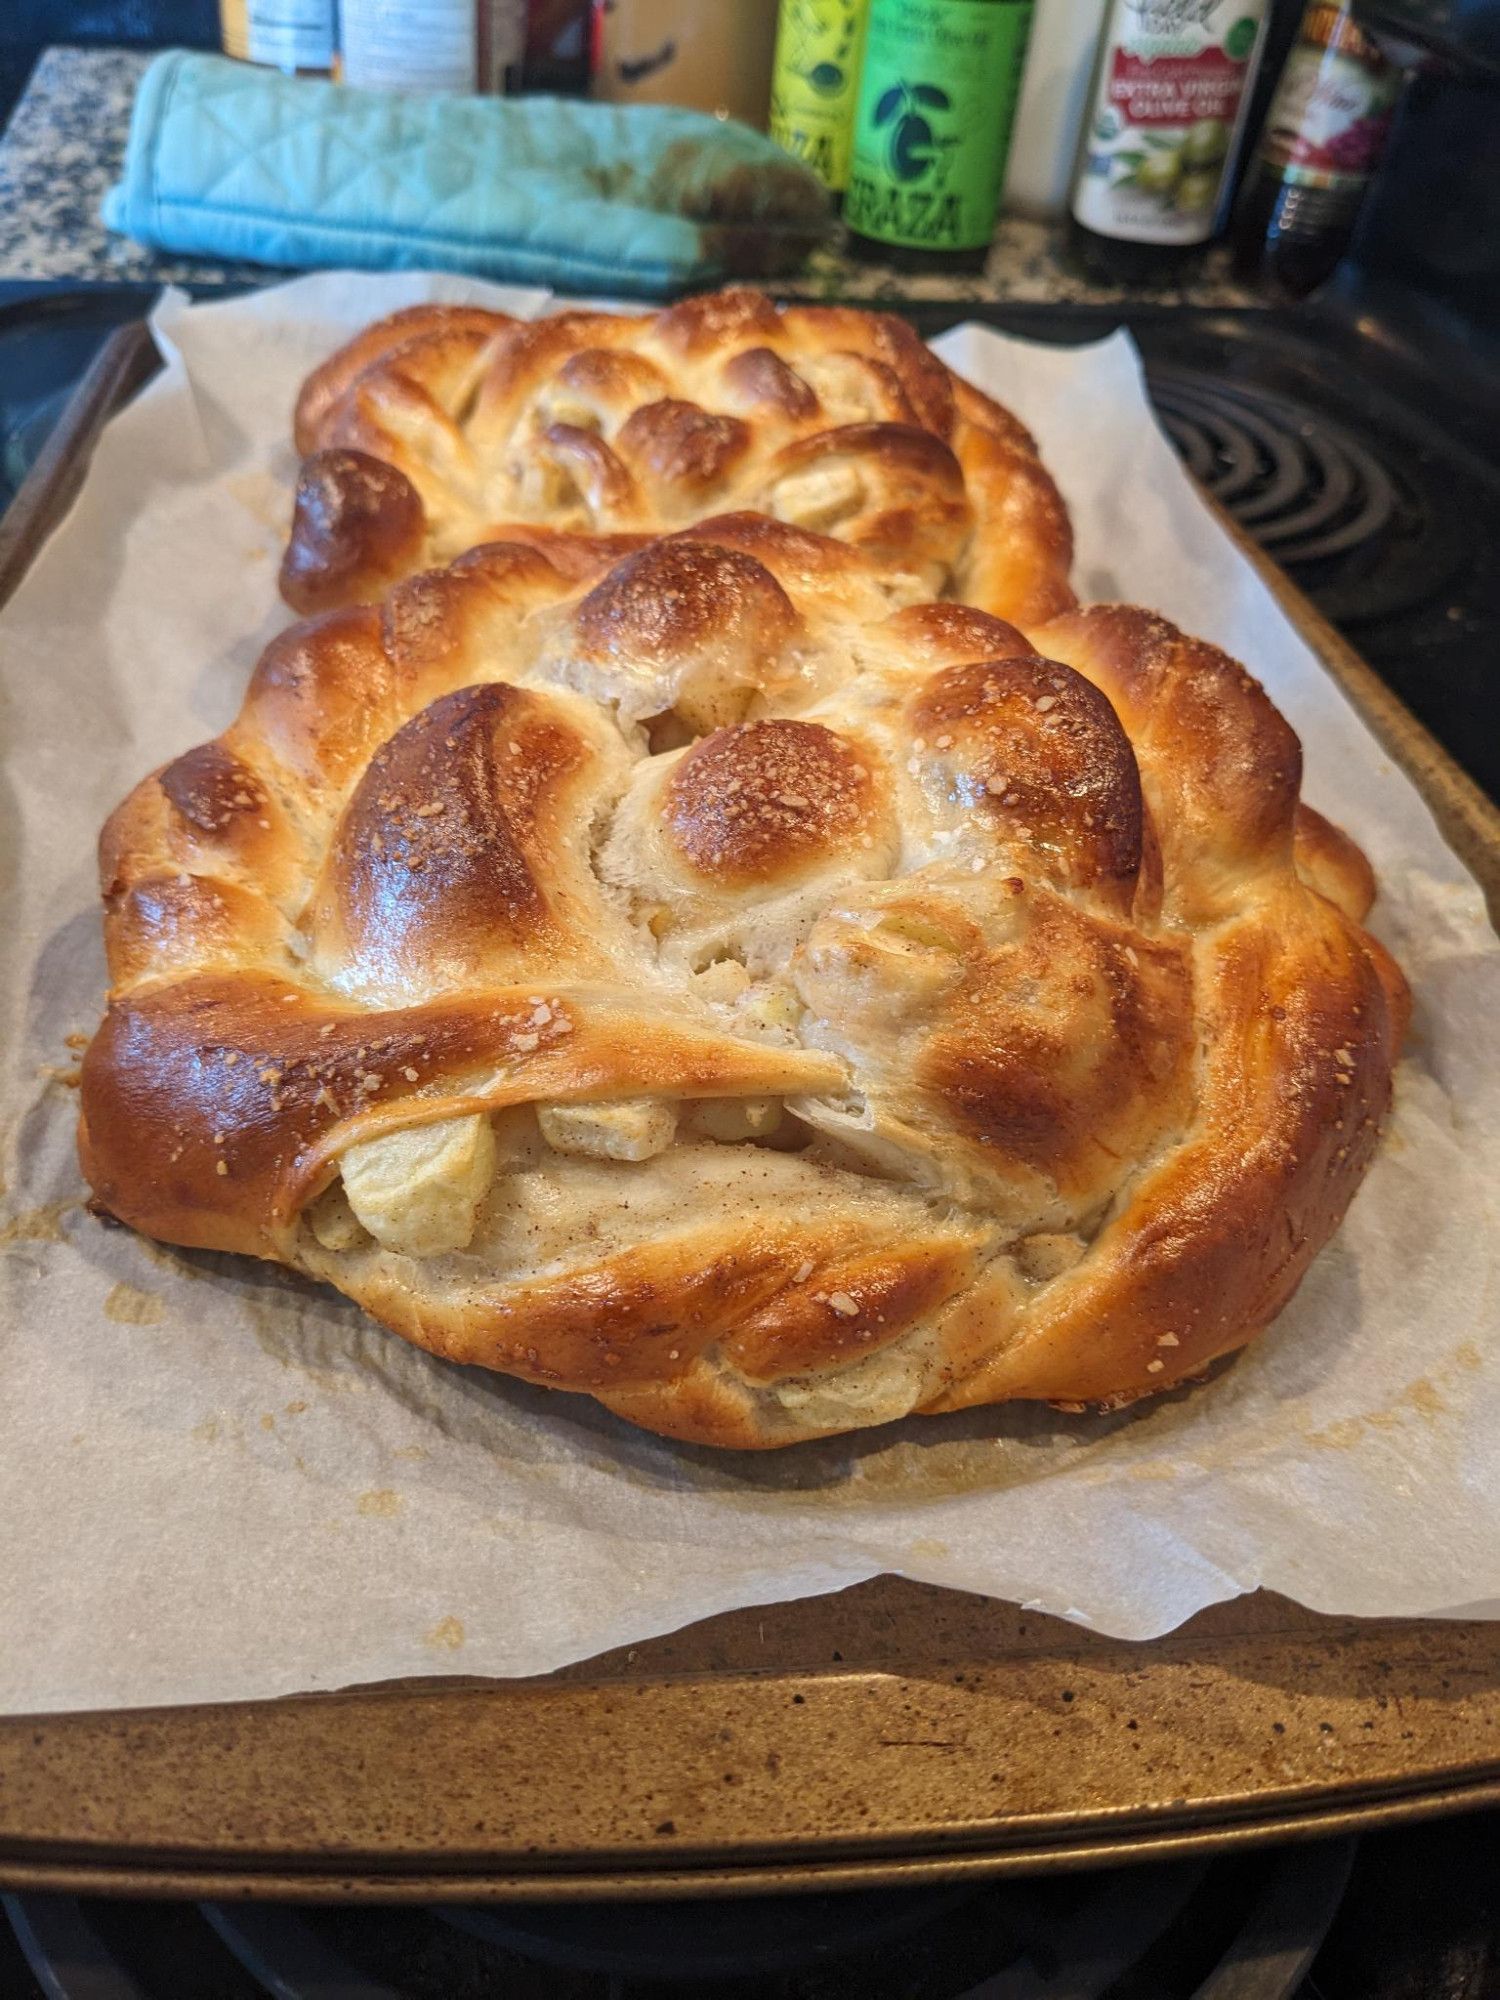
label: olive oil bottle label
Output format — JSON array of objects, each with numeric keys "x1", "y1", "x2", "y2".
[
  {"x1": 1071, "y1": 0, "x2": 1269, "y2": 245},
  {"x1": 770, "y1": 0, "x2": 872, "y2": 195},
  {"x1": 846, "y1": 0, "x2": 1036, "y2": 252},
  {"x1": 220, "y1": 0, "x2": 333, "y2": 69}
]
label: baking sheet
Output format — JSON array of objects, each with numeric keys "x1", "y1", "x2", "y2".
[{"x1": 1, "y1": 271, "x2": 1497, "y2": 1715}]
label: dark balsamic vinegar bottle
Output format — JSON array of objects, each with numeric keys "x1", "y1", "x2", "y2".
[{"x1": 1231, "y1": 0, "x2": 1399, "y2": 298}]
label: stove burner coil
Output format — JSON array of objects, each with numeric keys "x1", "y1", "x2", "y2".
[{"x1": 1144, "y1": 365, "x2": 1469, "y2": 626}]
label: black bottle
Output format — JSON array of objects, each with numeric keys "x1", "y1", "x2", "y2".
[{"x1": 1231, "y1": 0, "x2": 1399, "y2": 298}]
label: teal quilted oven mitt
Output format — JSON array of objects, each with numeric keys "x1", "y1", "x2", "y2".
[{"x1": 103, "y1": 51, "x2": 832, "y2": 296}]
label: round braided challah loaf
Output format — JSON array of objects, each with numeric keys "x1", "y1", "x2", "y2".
[
  {"x1": 280, "y1": 288, "x2": 1074, "y2": 630},
  {"x1": 81, "y1": 518, "x2": 1407, "y2": 1447}
]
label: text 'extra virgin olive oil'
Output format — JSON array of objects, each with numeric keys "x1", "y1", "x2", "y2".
[
  {"x1": 845, "y1": 0, "x2": 1036, "y2": 272},
  {"x1": 1066, "y1": 0, "x2": 1271, "y2": 283},
  {"x1": 770, "y1": 0, "x2": 872, "y2": 203}
]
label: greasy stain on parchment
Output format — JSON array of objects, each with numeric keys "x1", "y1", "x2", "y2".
[
  {"x1": 103, "y1": 1281, "x2": 164, "y2": 1326},
  {"x1": 0, "y1": 1198, "x2": 80, "y2": 1248},
  {"x1": 425, "y1": 1616, "x2": 465, "y2": 1651},
  {"x1": 224, "y1": 469, "x2": 290, "y2": 534},
  {"x1": 358, "y1": 1488, "x2": 402, "y2": 1518},
  {"x1": 1305, "y1": 1344, "x2": 1482, "y2": 1450}
]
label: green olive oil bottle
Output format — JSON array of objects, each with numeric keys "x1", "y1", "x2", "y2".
[
  {"x1": 845, "y1": 0, "x2": 1036, "y2": 271},
  {"x1": 769, "y1": 0, "x2": 872, "y2": 205}
]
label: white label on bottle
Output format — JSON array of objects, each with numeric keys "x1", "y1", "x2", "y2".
[
  {"x1": 1070, "y1": 0, "x2": 1269, "y2": 244},
  {"x1": 245, "y1": 0, "x2": 334, "y2": 69},
  {"x1": 339, "y1": 0, "x2": 525, "y2": 93}
]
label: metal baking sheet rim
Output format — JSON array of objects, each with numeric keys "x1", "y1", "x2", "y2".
[
  {"x1": 5, "y1": 1776, "x2": 1500, "y2": 1902},
  {"x1": 2, "y1": 308, "x2": 1498, "y2": 1901}
]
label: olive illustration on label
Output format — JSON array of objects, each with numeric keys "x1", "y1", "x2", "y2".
[
  {"x1": 1109, "y1": 122, "x2": 1229, "y2": 208},
  {"x1": 1134, "y1": 148, "x2": 1181, "y2": 195},
  {"x1": 1224, "y1": 14, "x2": 1258, "y2": 58},
  {"x1": 782, "y1": 0, "x2": 859, "y2": 94},
  {"x1": 872, "y1": 81, "x2": 955, "y2": 184},
  {"x1": 1181, "y1": 118, "x2": 1229, "y2": 167},
  {"x1": 1175, "y1": 167, "x2": 1222, "y2": 210}
]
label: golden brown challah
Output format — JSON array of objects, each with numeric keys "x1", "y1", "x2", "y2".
[
  {"x1": 280, "y1": 288, "x2": 1074, "y2": 630},
  {"x1": 81, "y1": 516, "x2": 1407, "y2": 1447}
]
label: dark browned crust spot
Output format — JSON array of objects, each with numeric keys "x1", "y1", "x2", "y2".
[
  {"x1": 912, "y1": 656, "x2": 1145, "y2": 895},
  {"x1": 280, "y1": 449, "x2": 428, "y2": 616},
  {"x1": 664, "y1": 721, "x2": 878, "y2": 886},
  {"x1": 574, "y1": 538, "x2": 798, "y2": 667},
  {"x1": 159, "y1": 744, "x2": 270, "y2": 842},
  {"x1": 614, "y1": 399, "x2": 752, "y2": 495},
  {"x1": 718, "y1": 346, "x2": 820, "y2": 420},
  {"x1": 722, "y1": 1234, "x2": 975, "y2": 1383},
  {"x1": 921, "y1": 894, "x2": 1193, "y2": 1199},
  {"x1": 884, "y1": 602, "x2": 1034, "y2": 665},
  {"x1": 314, "y1": 683, "x2": 585, "y2": 984}
]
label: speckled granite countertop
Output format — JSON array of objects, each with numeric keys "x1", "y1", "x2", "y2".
[
  {"x1": 0, "y1": 46, "x2": 1254, "y2": 305},
  {"x1": 0, "y1": 49, "x2": 272, "y2": 289}
]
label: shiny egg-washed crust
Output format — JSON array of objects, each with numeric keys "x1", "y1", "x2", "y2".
[
  {"x1": 81, "y1": 519, "x2": 1408, "y2": 1447},
  {"x1": 280, "y1": 287, "x2": 1074, "y2": 629}
]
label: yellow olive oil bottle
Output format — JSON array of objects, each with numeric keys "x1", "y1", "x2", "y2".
[{"x1": 769, "y1": 0, "x2": 872, "y2": 203}]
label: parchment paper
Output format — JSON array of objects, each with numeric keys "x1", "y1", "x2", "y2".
[{"x1": 2, "y1": 272, "x2": 1497, "y2": 1716}]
